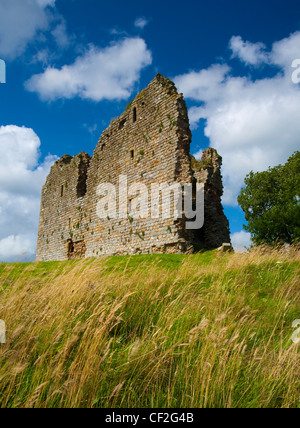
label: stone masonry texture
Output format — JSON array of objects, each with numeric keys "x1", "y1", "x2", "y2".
[{"x1": 36, "y1": 74, "x2": 231, "y2": 261}]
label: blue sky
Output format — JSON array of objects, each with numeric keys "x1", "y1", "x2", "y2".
[{"x1": 0, "y1": 0, "x2": 300, "y2": 261}]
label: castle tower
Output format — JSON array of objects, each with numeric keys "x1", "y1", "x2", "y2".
[{"x1": 36, "y1": 74, "x2": 231, "y2": 261}]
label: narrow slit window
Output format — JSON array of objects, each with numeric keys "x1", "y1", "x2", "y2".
[
  {"x1": 61, "y1": 185, "x2": 64, "y2": 197},
  {"x1": 133, "y1": 107, "x2": 137, "y2": 123},
  {"x1": 130, "y1": 150, "x2": 134, "y2": 160},
  {"x1": 119, "y1": 119, "x2": 126, "y2": 130},
  {"x1": 101, "y1": 143, "x2": 105, "y2": 151},
  {"x1": 67, "y1": 240, "x2": 74, "y2": 259},
  {"x1": 76, "y1": 157, "x2": 90, "y2": 199}
]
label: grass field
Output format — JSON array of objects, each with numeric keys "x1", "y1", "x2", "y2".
[{"x1": 0, "y1": 247, "x2": 299, "y2": 408}]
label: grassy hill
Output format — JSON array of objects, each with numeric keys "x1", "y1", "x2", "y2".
[{"x1": 0, "y1": 248, "x2": 299, "y2": 408}]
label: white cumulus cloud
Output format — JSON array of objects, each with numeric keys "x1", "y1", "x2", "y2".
[
  {"x1": 0, "y1": 235, "x2": 36, "y2": 262},
  {"x1": 0, "y1": 0, "x2": 56, "y2": 60},
  {"x1": 25, "y1": 37, "x2": 152, "y2": 101},
  {"x1": 175, "y1": 31, "x2": 300, "y2": 206},
  {"x1": 231, "y1": 231, "x2": 252, "y2": 252},
  {"x1": 175, "y1": 64, "x2": 230, "y2": 103},
  {"x1": 229, "y1": 36, "x2": 268, "y2": 66},
  {"x1": 0, "y1": 125, "x2": 57, "y2": 262}
]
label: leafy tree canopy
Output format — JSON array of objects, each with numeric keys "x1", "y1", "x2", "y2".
[{"x1": 238, "y1": 151, "x2": 300, "y2": 245}]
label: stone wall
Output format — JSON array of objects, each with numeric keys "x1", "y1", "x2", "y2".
[
  {"x1": 191, "y1": 149, "x2": 231, "y2": 249},
  {"x1": 36, "y1": 153, "x2": 91, "y2": 261},
  {"x1": 36, "y1": 74, "x2": 231, "y2": 261}
]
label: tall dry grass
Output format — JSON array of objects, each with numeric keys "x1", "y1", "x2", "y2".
[{"x1": 0, "y1": 247, "x2": 299, "y2": 408}]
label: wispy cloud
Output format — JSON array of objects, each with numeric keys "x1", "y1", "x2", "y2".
[
  {"x1": 134, "y1": 17, "x2": 149, "y2": 30},
  {"x1": 51, "y1": 19, "x2": 72, "y2": 49}
]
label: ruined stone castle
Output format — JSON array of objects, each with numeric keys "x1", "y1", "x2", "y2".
[{"x1": 36, "y1": 74, "x2": 230, "y2": 261}]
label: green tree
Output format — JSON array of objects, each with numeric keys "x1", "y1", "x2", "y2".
[{"x1": 238, "y1": 151, "x2": 300, "y2": 245}]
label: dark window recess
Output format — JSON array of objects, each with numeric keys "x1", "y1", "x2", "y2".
[
  {"x1": 130, "y1": 150, "x2": 134, "y2": 160},
  {"x1": 133, "y1": 107, "x2": 137, "y2": 123},
  {"x1": 67, "y1": 239, "x2": 86, "y2": 260},
  {"x1": 67, "y1": 240, "x2": 74, "y2": 258},
  {"x1": 119, "y1": 118, "x2": 126, "y2": 130},
  {"x1": 61, "y1": 185, "x2": 64, "y2": 197},
  {"x1": 101, "y1": 143, "x2": 105, "y2": 151},
  {"x1": 77, "y1": 157, "x2": 90, "y2": 198}
]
